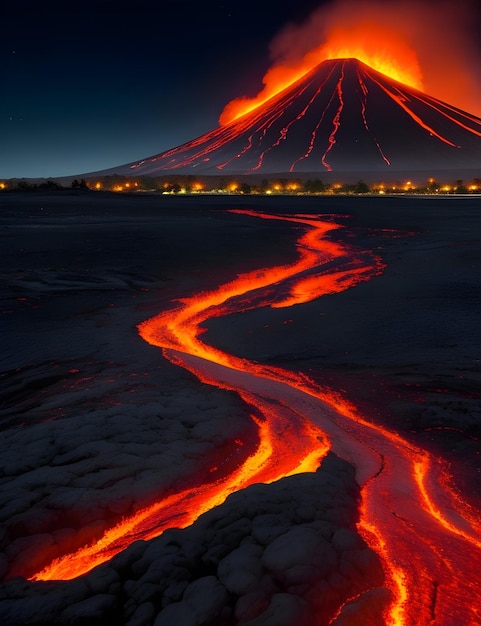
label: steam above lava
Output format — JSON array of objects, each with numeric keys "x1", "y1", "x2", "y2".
[{"x1": 220, "y1": 0, "x2": 481, "y2": 125}]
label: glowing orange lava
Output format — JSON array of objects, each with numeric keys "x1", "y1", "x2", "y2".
[
  {"x1": 28, "y1": 210, "x2": 481, "y2": 625},
  {"x1": 32, "y1": 403, "x2": 329, "y2": 581},
  {"x1": 220, "y1": 23, "x2": 423, "y2": 125},
  {"x1": 32, "y1": 210, "x2": 373, "y2": 582}
]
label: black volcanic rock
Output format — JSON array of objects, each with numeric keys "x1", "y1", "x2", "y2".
[
  {"x1": 95, "y1": 58, "x2": 481, "y2": 176},
  {"x1": 0, "y1": 455, "x2": 386, "y2": 626}
]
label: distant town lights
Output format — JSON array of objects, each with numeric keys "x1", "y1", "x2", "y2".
[{"x1": 3, "y1": 177, "x2": 480, "y2": 195}]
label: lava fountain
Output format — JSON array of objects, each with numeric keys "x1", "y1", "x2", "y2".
[{"x1": 29, "y1": 210, "x2": 480, "y2": 625}]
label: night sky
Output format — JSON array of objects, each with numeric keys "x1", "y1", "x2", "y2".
[
  {"x1": 2, "y1": 0, "x2": 324, "y2": 179},
  {"x1": 2, "y1": 0, "x2": 480, "y2": 179}
]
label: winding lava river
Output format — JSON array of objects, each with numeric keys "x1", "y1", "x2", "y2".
[{"x1": 31, "y1": 210, "x2": 480, "y2": 625}]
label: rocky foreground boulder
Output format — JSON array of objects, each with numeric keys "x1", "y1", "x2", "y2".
[{"x1": 0, "y1": 454, "x2": 388, "y2": 626}]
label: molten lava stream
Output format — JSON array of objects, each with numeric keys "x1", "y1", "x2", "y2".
[
  {"x1": 31, "y1": 210, "x2": 364, "y2": 583},
  {"x1": 30, "y1": 210, "x2": 481, "y2": 626}
]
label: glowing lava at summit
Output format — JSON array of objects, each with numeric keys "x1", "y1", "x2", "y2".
[
  {"x1": 219, "y1": 23, "x2": 424, "y2": 126},
  {"x1": 320, "y1": 26, "x2": 423, "y2": 89}
]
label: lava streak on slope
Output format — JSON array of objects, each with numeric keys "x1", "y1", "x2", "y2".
[{"x1": 30, "y1": 210, "x2": 481, "y2": 625}]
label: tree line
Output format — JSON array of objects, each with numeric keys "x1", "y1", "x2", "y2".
[{"x1": 2, "y1": 176, "x2": 480, "y2": 195}]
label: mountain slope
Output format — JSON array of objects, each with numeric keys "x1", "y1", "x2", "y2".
[{"x1": 95, "y1": 58, "x2": 481, "y2": 176}]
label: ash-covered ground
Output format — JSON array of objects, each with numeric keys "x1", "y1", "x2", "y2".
[{"x1": 0, "y1": 192, "x2": 480, "y2": 625}]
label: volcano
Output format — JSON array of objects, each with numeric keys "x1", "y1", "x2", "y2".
[{"x1": 97, "y1": 58, "x2": 481, "y2": 177}]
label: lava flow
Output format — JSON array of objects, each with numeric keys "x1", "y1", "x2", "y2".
[{"x1": 30, "y1": 210, "x2": 481, "y2": 625}]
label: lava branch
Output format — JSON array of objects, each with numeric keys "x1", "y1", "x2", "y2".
[
  {"x1": 321, "y1": 64, "x2": 346, "y2": 171},
  {"x1": 357, "y1": 68, "x2": 392, "y2": 166},
  {"x1": 28, "y1": 210, "x2": 481, "y2": 626}
]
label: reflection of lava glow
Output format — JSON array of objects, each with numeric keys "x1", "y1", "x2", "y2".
[
  {"x1": 29, "y1": 211, "x2": 481, "y2": 625},
  {"x1": 220, "y1": 23, "x2": 423, "y2": 125}
]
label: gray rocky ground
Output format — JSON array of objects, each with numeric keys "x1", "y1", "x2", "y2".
[{"x1": 0, "y1": 192, "x2": 479, "y2": 624}]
